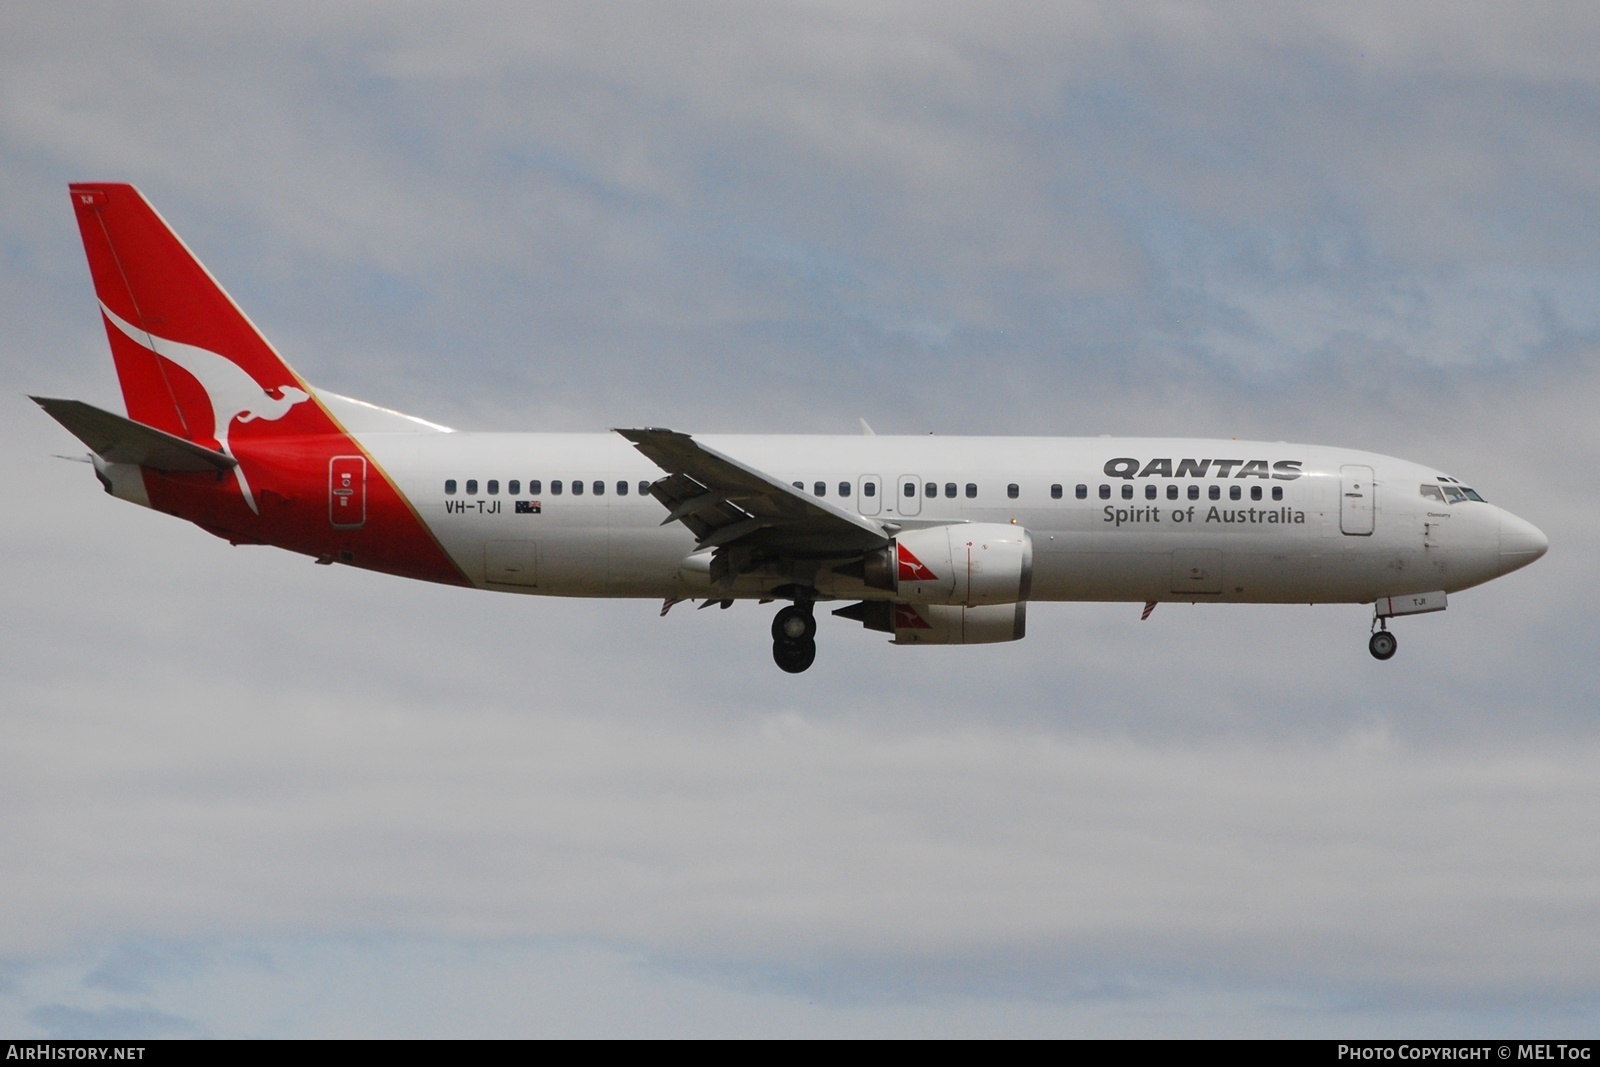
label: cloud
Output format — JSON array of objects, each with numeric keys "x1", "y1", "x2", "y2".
[
  {"x1": 3, "y1": 0, "x2": 1597, "y2": 1037},
  {"x1": 27, "y1": 1004, "x2": 197, "y2": 1040}
]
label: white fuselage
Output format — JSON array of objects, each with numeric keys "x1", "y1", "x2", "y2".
[{"x1": 355, "y1": 431, "x2": 1541, "y2": 606}]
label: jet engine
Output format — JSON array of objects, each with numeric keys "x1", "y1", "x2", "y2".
[
  {"x1": 831, "y1": 523, "x2": 1033, "y2": 644},
  {"x1": 858, "y1": 523, "x2": 1033, "y2": 606}
]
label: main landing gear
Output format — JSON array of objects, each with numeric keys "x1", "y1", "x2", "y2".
[{"x1": 772, "y1": 603, "x2": 817, "y2": 674}]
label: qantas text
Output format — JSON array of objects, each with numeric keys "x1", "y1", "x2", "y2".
[{"x1": 1103, "y1": 458, "x2": 1304, "y2": 480}]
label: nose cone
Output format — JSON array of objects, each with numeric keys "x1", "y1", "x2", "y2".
[{"x1": 1500, "y1": 510, "x2": 1549, "y2": 573}]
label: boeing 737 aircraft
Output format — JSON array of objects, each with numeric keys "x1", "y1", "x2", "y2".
[{"x1": 36, "y1": 184, "x2": 1549, "y2": 672}]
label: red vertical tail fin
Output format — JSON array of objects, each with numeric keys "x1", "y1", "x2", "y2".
[
  {"x1": 63, "y1": 183, "x2": 468, "y2": 586},
  {"x1": 69, "y1": 183, "x2": 321, "y2": 449}
]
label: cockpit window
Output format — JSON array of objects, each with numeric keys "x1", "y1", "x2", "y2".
[{"x1": 1425, "y1": 482, "x2": 1486, "y2": 503}]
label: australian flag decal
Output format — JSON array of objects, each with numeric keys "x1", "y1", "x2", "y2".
[{"x1": 515, "y1": 500, "x2": 542, "y2": 514}]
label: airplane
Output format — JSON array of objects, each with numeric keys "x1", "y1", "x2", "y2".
[{"x1": 35, "y1": 183, "x2": 1549, "y2": 673}]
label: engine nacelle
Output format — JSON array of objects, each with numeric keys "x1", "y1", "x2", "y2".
[
  {"x1": 862, "y1": 523, "x2": 1033, "y2": 606},
  {"x1": 894, "y1": 601, "x2": 1026, "y2": 645},
  {"x1": 832, "y1": 600, "x2": 1027, "y2": 645}
]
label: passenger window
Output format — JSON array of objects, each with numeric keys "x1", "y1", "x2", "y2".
[
  {"x1": 551, "y1": 480, "x2": 563, "y2": 495},
  {"x1": 445, "y1": 479, "x2": 457, "y2": 495},
  {"x1": 1007, "y1": 483, "x2": 1019, "y2": 499},
  {"x1": 530, "y1": 480, "x2": 542, "y2": 495},
  {"x1": 946, "y1": 483, "x2": 957, "y2": 498},
  {"x1": 617, "y1": 481, "x2": 628, "y2": 496},
  {"x1": 593, "y1": 481, "x2": 604, "y2": 496},
  {"x1": 1229, "y1": 485, "x2": 1241, "y2": 501},
  {"x1": 1188, "y1": 485, "x2": 1199, "y2": 500},
  {"x1": 487, "y1": 480, "x2": 499, "y2": 495},
  {"x1": 572, "y1": 480, "x2": 583, "y2": 496},
  {"x1": 864, "y1": 482, "x2": 876, "y2": 498},
  {"x1": 1051, "y1": 484, "x2": 1063, "y2": 499},
  {"x1": 1250, "y1": 485, "x2": 1262, "y2": 501},
  {"x1": 794, "y1": 482, "x2": 804, "y2": 490},
  {"x1": 815, "y1": 482, "x2": 826, "y2": 497},
  {"x1": 466, "y1": 479, "x2": 479, "y2": 495},
  {"x1": 1099, "y1": 484, "x2": 1111, "y2": 500},
  {"x1": 1145, "y1": 484, "x2": 1157, "y2": 500},
  {"x1": 639, "y1": 481, "x2": 651, "y2": 496},
  {"x1": 839, "y1": 482, "x2": 851, "y2": 497},
  {"x1": 1271, "y1": 486, "x2": 1282, "y2": 501},
  {"x1": 925, "y1": 482, "x2": 937, "y2": 498},
  {"x1": 903, "y1": 482, "x2": 915, "y2": 498},
  {"x1": 1076, "y1": 484, "x2": 1087, "y2": 499},
  {"x1": 1122, "y1": 484, "x2": 1134, "y2": 500},
  {"x1": 509, "y1": 480, "x2": 520, "y2": 495},
  {"x1": 1166, "y1": 485, "x2": 1178, "y2": 500},
  {"x1": 966, "y1": 483, "x2": 977, "y2": 499},
  {"x1": 1209, "y1": 485, "x2": 1220, "y2": 501}
]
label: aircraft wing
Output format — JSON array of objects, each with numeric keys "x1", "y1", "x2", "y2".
[
  {"x1": 32, "y1": 396, "x2": 237, "y2": 472},
  {"x1": 616, "y1": 427, "x2": 889, "y2": 554}
]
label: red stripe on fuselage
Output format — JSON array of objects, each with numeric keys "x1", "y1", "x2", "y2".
[{"x1": 143, "y1": 424, "x2": 470, "y2": 586}]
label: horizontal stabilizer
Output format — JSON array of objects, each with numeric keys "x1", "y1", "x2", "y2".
[{"x1": 31, "y1": 396, "x2": 237, "y2": 472}]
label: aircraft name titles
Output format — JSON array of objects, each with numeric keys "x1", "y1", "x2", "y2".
[
  {"x1": 1103, "y1": 457, "x2": 1304, "y2": 480},
  {"x1": 1104, "y1": 505, "x2": 1307, "y2": 527}
]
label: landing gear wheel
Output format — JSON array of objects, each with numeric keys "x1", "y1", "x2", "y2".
[
  {"x1": 773, "y1": 636, "x2": 817, "y2": 674},
  {"x1": 770, "y1": 602, "x2": 818, "y2": 672},
  {"x1": 771, "y1": 604, "x2": 817, "y2": 643},
  {"x1": 1369, "y1": 630, "x2": 1398, "y2": 661}
]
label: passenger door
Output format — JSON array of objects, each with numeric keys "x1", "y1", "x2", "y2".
[{"x1": 1340, "y1": 465, "x2": 1374, "y2": 536}]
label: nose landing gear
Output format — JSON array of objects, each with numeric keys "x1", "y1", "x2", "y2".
[
  {"x1": 772, "y1": 603, "x2": 817, "y2": 673},
  {"x1": 1367, "y1": 591, "x2": 1447, "y2": 661}
]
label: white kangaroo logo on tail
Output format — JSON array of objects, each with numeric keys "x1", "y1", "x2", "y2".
[{"x1": 101, "y1": 301, "x2": 312, "y2": 513}]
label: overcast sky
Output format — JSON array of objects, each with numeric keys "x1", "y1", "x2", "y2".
[{"x1": 3, "y1": 1, "x2": 1598, "y2": 1038}]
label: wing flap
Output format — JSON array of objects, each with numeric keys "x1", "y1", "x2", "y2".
[
  {"x1": 617, "y1": 427, "x2": 888, "y2": 554},
  {"x1": 31, "y1": 396, "x2": 237, "y2": 472}
]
